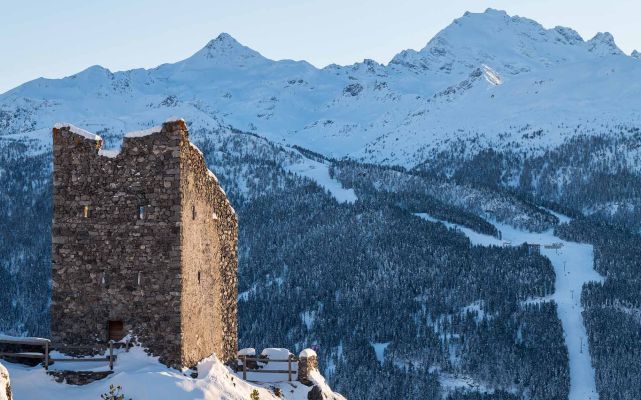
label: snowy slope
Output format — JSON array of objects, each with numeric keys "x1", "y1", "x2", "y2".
[
  {"x1": 417, "y1": 213, "x2": 603, "y2": 400},
  {"x1": 2, "y1": 9, "x2": 641, "y2": 168},
  {"x1": 4, "y1": 347, "x2": 344, "y2": 400}
]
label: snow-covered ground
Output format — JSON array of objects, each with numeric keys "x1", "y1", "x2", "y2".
[
  {"x1": 284, "y1": 155, "x2": 357, "y2": 203},
  {"x1": 437, "y1": 369, "x2": 492, "y2": 394},
  {"x1": 3, "y1": 346, "x2": 343, "y2": 400},
  {"x1": 416, "y1": 213, "x2": 603, "y2": 400},
  {"x1": 369, "y1": 342, "x2": 390, "y2": 366}
]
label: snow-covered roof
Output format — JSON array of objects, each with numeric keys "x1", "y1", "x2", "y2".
[
  {"x1": 299, "y1": 348, "x2": 317, "y2": 358},
  {"x1": 53, "y1": 123, "x2": 102, "y2": 141}
]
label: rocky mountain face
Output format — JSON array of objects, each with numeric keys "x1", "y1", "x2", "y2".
[{"x1": 1, "y1": 8, "x2": 641, "y2": 400}]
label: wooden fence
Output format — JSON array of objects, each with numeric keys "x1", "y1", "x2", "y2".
[
  {"x1": 0, "y1": 337, "x2": 117, "y2": 371},
  {"x1": 237, "y1": 355, "x2": 298, "y2": 381}
]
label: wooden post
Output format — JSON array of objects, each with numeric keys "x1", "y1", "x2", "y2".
[
  {"x1": 109, "y1": 340, "x2": 114, "y2": 371},
  {"x1": 288, "y1": 354, "x2": 292, "y2": 381},
  {"x1": 242, "y1": 356, "x2": 247, "y2": 380},
  {"x1": 44, "y1": 341, "x2": 49, "y2": 370}
]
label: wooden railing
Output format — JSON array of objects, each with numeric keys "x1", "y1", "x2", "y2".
[
  {"x1": 0, "y1": 337, "x2": 117, "y2": 371},
  {"x1": 238, "y1": 355, "x2": 298, "y2": 381}
]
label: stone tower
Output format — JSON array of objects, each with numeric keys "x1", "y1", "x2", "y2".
[{"x1": 51, "y1": 119, "x2": 238, "y2": 368}]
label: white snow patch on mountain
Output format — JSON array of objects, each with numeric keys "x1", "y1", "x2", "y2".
[
  {"x1": 482, "y1": 65, "x2": 502, "y2": 85},
  {"x1": 284, "y1": 156, "x2": 357, "y2": 203},
  {"x1": 370, "y1": 342, "x2": 390, "y2": 366}
]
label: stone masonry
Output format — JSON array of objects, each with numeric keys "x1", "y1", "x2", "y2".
[
  {"x1": 51, "y1": 119, "x2": 238, "y2": 368},
  {"x1": 298, "y1": 349, "x2": 318, "y2": 386}
]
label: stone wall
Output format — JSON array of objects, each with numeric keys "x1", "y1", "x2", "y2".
[
  {"x1": 177, "y1": 121, "x2": 238, "y2": 366},
  {"x1": 51, "y1": 119, "x2": 237, "y2": 368}
]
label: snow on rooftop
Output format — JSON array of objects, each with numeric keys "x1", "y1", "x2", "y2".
[
  {"x1": 299, "y1": 348, "x2": 317, "y2": 358},
  {"x1": 165, "y1": 116, "x2": 185, "y2": 123},
  {"x1": 53, "y1": 123, "x2": 102, "y2": 141},
  {"x1": 124, "y1": 126, "x2": 162, "y2": 138}
]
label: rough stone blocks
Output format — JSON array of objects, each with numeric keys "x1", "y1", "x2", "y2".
[{"x1": 50, "y1": 119, "x2": 238, "y2": 368}]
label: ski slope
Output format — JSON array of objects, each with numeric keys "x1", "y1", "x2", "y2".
[
  {"x1": 416, "y1": 213, "x2": 603, "y2": 400},
  {"x1": 284, "y1": 155, "x2": 357, "y2": 203}
]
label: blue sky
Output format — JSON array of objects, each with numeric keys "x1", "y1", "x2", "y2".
[{"x1": 1, "y1": 0, "x2": 639, "y2": 93}]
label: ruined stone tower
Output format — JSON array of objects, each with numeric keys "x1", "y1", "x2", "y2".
[{"x1": 51, "y1": 119, "x2": 238, "y2": 368}]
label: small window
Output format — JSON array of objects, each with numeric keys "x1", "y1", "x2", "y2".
[
  {"x1": 108, "y1": 320, "x2": 124, "y2": 341},
  {"x1": 192, "y1": 205, "x2": 196, "y2": 220},
  {"x1": 137, "y1": 271, "x2": 142, "y2": 286},
  {"x1": 212, "y1": 212, "x2": 219, "y2": 221},
  {"x1": 83, "y1": 205, "x2": 90, "y2": 218},
  {"x1": 100, "y1": 272, "x2": 106, "y2": 286},
  {"x1": 139, "y1": 206, "x2": 145, "y2": 220},
  {"x1": 197, "y1": 271, "x2": 201, "y2": 284}
]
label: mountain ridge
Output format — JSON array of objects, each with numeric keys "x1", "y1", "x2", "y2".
[{"x1": 1, "y1": 8, "x2": 641, "y2": 168}]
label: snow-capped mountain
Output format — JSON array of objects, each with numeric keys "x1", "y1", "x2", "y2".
[
  {"x1": 3, "y1": 9, "x2": 641, "y2": 400},
  {"x1": 2, "y1": 8, "x2": 641, "y2": 168}
]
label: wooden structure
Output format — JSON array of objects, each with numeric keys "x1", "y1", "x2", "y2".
[
  {"x1": 0, "y1": 336, "x2": 117, "y2": 371},
  {"x1": 237, "y1": 354, "x2": 298, "y2": 382}
]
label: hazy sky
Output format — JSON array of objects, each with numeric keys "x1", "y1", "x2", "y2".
[{"x1": 1, "y1": 0, "x2": 639, "y2": 93}]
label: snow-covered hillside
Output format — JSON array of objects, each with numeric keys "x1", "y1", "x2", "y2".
[
  {"x1": 2, "y1": 9, "x2": 641, "y2": 167},
  {"x1": 417, "y1": 213, "x2": 603, "y2": 400},
  {"x1": 4, "y1": 347, "x2": 344, "y2": 400}
]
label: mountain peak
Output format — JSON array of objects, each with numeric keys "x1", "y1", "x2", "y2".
[
  {"x1": 587, "y1": 32, "x2": 624, "y2": 56},
  {"x1": 482, "y1": 8, "x2": 509, "y2": 16},
  {"x1": 204, "y1": 33, "x2": 241, "y2": 49},
  {"x1": 389, "y1": 9, "x2": 628, "y2": 74},
  {"x1": 186, "y1": 33, "x2": 267, "y2": 66}
]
